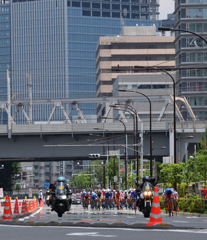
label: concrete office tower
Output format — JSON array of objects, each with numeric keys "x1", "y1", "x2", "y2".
[
  {"x1": 174, "y1": 0, "x2": 207, "y2": 121},
  {"x1": 96, "y1": 25, "x2": 175, "y2": 121},
  {"x1": 112, "y1": 73, "x2": 175, "y2": 122},
  {"x1": 9, "y1": 0, "x2": 161, "y2": 123}
]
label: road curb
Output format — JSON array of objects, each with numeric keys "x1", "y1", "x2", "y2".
[
  {"x1": 0, "y1": 220, "x2": 200, "y2": 230},
  {"x1": 161, "y1": 211, "x2": 207, "y2": 217}
]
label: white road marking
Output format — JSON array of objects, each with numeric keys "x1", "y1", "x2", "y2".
[
  {"x1": 18, "y1": 207, "x2": 42, "y2": 221},
  {"x1": 173, "y1": 221, "x2": 189, "y2": 223},
  {"x1": 66, "y1": 232, "x2": 117, "y2": 237},
  {"x1": 1, "y1": 225, "x2": 207, "y2": 234}
]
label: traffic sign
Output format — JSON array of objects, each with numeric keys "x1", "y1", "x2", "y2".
[
  {"x1": 133, "y1": 170, "x2": 137, "y2": 174},
  {"x1": 114, "y1": 176, "x2": 118, "y2": 182}
]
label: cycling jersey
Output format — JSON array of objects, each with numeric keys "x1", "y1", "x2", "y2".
[
  {"x1": 105, "y1": 192, "x2": 110, "y2": 199},
  {"x1": 116, "y1": 192, "x2": 121, "y2": 199},
  {"x1": 166, "y1": 193, "x2": 173, "y2": 199},
  {"x1": 81, "y1": 193, "x2": 85, "y2": 200},
  {"x1": 91, "y1": 194, "x2": 97, "y2": 200},
  {"x1": 84, "y1": 194, "x2": 89, "y2": 199}
]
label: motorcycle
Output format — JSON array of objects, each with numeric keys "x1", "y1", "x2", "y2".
[
  {"x1": 139, "y1": 182, "x2": 153, "y2": 218},
  {"x1": 51, "y1": 182, "x2": 71, "y2": 217},
  {"x1": 46, "y1": 193, "x2": 50, "y2": 206}
]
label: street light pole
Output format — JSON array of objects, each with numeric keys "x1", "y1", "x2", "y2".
[
  {"x1": 118, "y1": 89, "x2": 153, "y2": 177},
  {"x1": 102, "y1": 117, "x2": 128, "y2": 189},
  {"x1": 158, "y1": 27, "x2": 207, "y2": 162},
  {"x1": 94, "y1": 127, "x2": 116, "y2": 189},
  {"x1": 110, "y1": 104, "x2": 139, "y2": 181}
]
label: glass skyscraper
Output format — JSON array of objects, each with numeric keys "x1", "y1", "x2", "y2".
[
  {"x1": 5, "y1": 0, "x2": 160, "y2": 123},
  {"x1": 0, "y1": 2, "x2": 10, "y2": 124}
]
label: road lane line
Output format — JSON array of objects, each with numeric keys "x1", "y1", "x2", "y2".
[
  {"x1": 1, "y1": 224, "x2": 207, "y2": 234},
  {"x1": 18, "y1": 207, "x2": 43, "y2": 221}
]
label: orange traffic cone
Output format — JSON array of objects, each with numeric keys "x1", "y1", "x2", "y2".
[
  {"x1": 8, "y1": 197, "x2": 12, "y2": 216},
  {"x1": 14, "y1": 198, "x2": 19, "y2": 214},
  {"x1": 147, "y1": 186, "x2": 163, "y2": 226},
  {"x1": 2, "y1": 196, "x2": 12, "y2": 220},
  {"x1": 21, "y1": 200, "x2": 26, "y2": 214}
]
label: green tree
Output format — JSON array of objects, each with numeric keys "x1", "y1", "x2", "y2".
[
  {"x1": 0, "y1": 161, "x2": 21, "y2": 191},
  {"x1": 159, "y1": 163, "x2": 170, "y2": 191},
  {"x1": 106, "y1": 156, "x2": 118, "y2": 185}
]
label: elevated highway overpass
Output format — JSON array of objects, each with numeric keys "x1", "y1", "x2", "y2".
[{"x1": 0, "y1": 121, "x2": 205, "y2": 163}]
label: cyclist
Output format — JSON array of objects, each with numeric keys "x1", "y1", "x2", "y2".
[
  {"x1": 115, "y1": 189, "x2": 121, "y2": 210},
  {"x1": 165, "y1": 189, "x2": 174, "y2": 215},
  {"x1": 90, "y1": 192, "x2": 97, "y2": 209},
  {"x1": 105, "y1": 190, "x2": 111, "y2": 209},
  {"x1": 81, "y1": 190, "x2": 86, "y2": 207}
]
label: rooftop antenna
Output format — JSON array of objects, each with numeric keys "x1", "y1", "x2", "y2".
[{"x1": 123, "y1": 8, "x2": 127, "y2": 26}]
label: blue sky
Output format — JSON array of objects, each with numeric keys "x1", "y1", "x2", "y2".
[{"x1": 159, "y1": 0, "x2": 175, "y2": 20}]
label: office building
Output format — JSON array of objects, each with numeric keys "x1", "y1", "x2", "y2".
[
  {"x1": 3, "y1": 0, "x2": 161, "y2": 124},
  {"x1": 0, "y1": 2, "x2": 10, "y2": 124},
  {"x1": 112, "y1": 73, "x2": 175, "y2": 122},
  {"x1": 96, "y1": 26, "x2": 175, "y2": 121},
  {"x1": 174, "y1": 0, "x2": 207, "y2": 120}
]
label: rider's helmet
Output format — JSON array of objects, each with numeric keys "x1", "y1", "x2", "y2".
[
  {"x1": 57, "y1": 176, "x2": 66, "y2": 183},
  {"x1": 143, "y1": 175, "x2": 150, "y2": 182},
  {"x1": 117, "y1": 189, "x2": 120, "y2": 192},
  {"x1": 125, "y1": 190, "x2": 127, "y2": 193}
]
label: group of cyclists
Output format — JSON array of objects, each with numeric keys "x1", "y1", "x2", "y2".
[
  {"x1": 80, "y1": 188, "x2": 139, "y2": 211},
  {"x1": 79, "y1": 176, "x2": 179, "y2": 215}
]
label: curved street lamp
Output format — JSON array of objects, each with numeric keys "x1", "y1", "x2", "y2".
[
  {"x1": 158, "y1": 27, "x2": 207, "y2": 45},
  {"x1": 118, "y1": 89, "x2": 153, "y2": 177},
  {"x1": 109, "y1": 103, "x2": 140, "y2": 181},
  {"x1": 102, "y1": 116, "x2": 128, "y2": 189}
]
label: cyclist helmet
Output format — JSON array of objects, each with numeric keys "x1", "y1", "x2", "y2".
[
  {"x1": 57, "y1": 176, "x2": 66, "y2": 183},
  {"x1": 167, "y1": 190, "x2": 172, "y2": 195}
]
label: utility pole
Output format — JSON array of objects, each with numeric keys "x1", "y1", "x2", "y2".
[
  {"x1": 107, "y1": 150, "x2": 109, "y2": 188},
  {"x1": 140, "y1": 122, "x2": 144, "y2": 179},
  {"x1": 118, "y1": 153, "x2": 120, "y2": 190},
  {"x1": 93, "y1": 164, "x2": 95, "y2": 188},
  {"x1": 194, "y1": 144, "x2": 197, "y2": 195},
  {"x1": 7, "y1": 68, "x2": 11, "y2": 138},
  {"x1": 26, "y1": 74, "x2": 32, "y2": 124}
]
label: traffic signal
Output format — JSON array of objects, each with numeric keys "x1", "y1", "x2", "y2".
[
  {"x1": 89, "y1": 153, "x2": 100, "y2": 158},
  {"x1": 22, "y1": 171, "x2": 27, "y2": 180}
]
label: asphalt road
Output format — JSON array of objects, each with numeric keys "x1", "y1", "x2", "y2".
[
  {"x1": 1, "y1": 204, "x2": 206, "y2": 229},
  {"x1": 1, "y1": 224, "x2": 207, "y2": 240}
]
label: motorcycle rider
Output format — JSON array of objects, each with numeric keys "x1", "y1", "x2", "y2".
[
  {"x1": 137, "y1": 175, "x2": 153, "y2": 211},
  {"x1": 51, "y1": 176, "x2": 71, "y2": 211}
]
